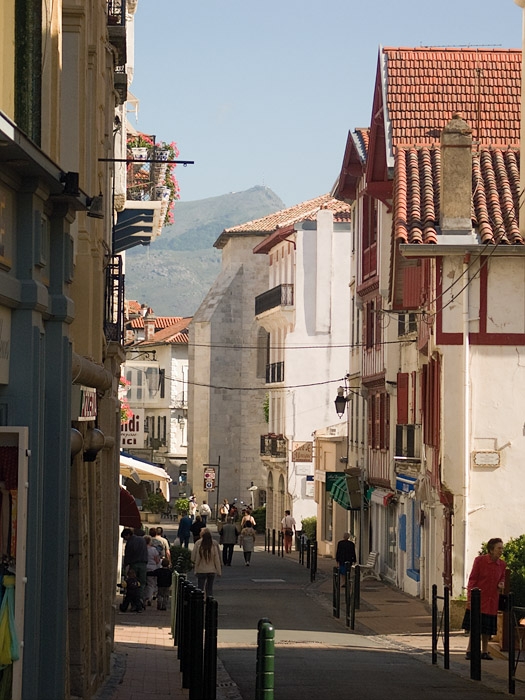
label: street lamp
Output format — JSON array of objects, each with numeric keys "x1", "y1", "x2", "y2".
[{"x1": 334, "y1": 386, "x2": 348, "y2": 418}]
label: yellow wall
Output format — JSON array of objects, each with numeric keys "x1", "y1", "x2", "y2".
[{"x1": 0, "y1": 0, "x2": 15, "y2": 118}]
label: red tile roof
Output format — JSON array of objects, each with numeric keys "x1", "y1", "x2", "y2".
[
  {"x1": 215, "y1": 194, "x2": 351, "y2": 249},
  {"x1": 130, "y1": 316, "x2": 183, "y2": 329},
  {"x1": 137, "y1": 317, "x2": 192, "y2": 345},
  {"x1": 393, "y1": 145, "x2": 523, "y2": 245},
  {"x1": 383, "y1": 47, "x2": 521, "y2": 149}
]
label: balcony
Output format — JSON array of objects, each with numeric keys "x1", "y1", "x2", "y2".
[
  {"x1": 107, "y1": 0, "x2": 127, "y2": 65},
  {"x1": 260, "y1": 434, "x2": 287, "y2": 459},
  {"x1": 255, "y1": 284, "x2": 294, "y2": 332},
  {"x1": 266, "y1": 361, "x2": 284, "y2": 384}
]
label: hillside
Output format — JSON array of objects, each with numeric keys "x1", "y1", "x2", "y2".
[{"x1": 125, "y1": 186, "x2": 285, "y2": 316}]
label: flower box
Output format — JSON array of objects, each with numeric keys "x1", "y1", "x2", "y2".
[{"x1": 131, "y1": 147, "x2": 148, "y2": 161}]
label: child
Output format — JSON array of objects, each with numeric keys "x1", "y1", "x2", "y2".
[
  {"x1": 153, "y1": 558, "x2": 173, "y2": 610},
  {"x1": 119, "y1": 568, "x2": 143, "y2": 613}
]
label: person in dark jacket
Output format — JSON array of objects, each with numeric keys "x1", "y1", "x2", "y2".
[
  {"x1": 152, "y1": 558, "x2": 173, "y2": 610},
  {"x1": 335, "y1": 533, "x2": 357, "y2": 585},
  {"x1": 121, "y1": 528, "x2": 148, "y2": 602},
  {"x1": 190, "y1": 514, "x2": 206, "y2": 543},
  {"x1": 177, "y1": 512, "x2": 192, "y2": 548}
]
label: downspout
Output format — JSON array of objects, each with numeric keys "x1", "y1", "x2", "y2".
[{"x1": 462, "y1": 253, "x2": 471, "y2": 588}]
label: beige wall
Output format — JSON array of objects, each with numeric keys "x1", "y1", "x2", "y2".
[{"x1": 0, "y1": 0, "x2": 15, "y2": 119}]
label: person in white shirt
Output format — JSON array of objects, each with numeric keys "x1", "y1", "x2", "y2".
[
  {"x1": 281, "y1": 510, "x2": 296, "y2": 554},
  {"x1": 199, "y1": 500, "x2": 212, "y2": 527}
]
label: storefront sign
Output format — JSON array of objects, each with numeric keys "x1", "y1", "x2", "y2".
[
  {"x1": 292, "y1": 441, "x2": 313, "y2": 462},
  {"x1": 72, "y1": 385, "x2": 97, "y2": 421},
  {"x1": 121, "y1": 409, "x2": 145, "y2": 447}
]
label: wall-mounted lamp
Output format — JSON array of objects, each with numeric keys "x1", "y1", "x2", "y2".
[
  {"x1": 83, "y1": 428, "x2": 106, "y2": 462},
  {"x1": 334, "y1": 386, "x2": 348, "y2": 418},
  {"x1": 177, "y1": 415, "x2": 185, "y2": 425},
  {"x1": 87, "y1": 193, "x2": 104, "y2": 219}
]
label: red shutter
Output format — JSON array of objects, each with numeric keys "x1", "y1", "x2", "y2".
[
  {"x1": 397, "y1": 372, "x2": 409, "y2": 425},
  {"x1": 403, "y1": 266, "x2": 423, "y2": 309}
]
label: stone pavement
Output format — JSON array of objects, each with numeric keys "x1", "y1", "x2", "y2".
[{"x1": 94, "y1": 528, "x2": 525, "y2": 699}]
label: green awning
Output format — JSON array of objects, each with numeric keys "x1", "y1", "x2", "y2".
[{"x1": 329, "y1": 474, "x2": 361, "y2": 510}]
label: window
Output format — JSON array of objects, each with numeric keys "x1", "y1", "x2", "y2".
[
  {"x1": 368, "y1": 391, "x2": 389, "y2": 450},
  {"x1": 362, "y1": 196, "x2": 378, "y2": 280},
  {"x1": 398, "y1": 313, "x2": 417, "y2": 336},
  {"x1": 395, "y1": 425, "x2": 419, "y2": 459}
]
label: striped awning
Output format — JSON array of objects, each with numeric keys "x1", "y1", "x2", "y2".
[{"x1": 329, "y1": 475, "x2": 360, "y2": 511}]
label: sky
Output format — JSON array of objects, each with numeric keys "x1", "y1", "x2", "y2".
[{"x1": 131, "y1": 0, "x2": 523, "y2": 209}]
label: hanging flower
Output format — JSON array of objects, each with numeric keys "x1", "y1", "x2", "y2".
[{"x1": 119, "y1": 376, "x2": 133, "y2": 424}]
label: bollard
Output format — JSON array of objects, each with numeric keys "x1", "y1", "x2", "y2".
[
  {"x1": 344, "y1": 567, "x2": 352, "y2": 628},
  {"x1": 332, "y1": 567, "x2": 340, "y2": 619},
  {"x1": 431, "y1": 584, "x2": 438, "y2": 665},
  {"x1": 443, "y1": 586, "x2": 450, "y2": 669},
  {"x1": 255, "y1": 619, "x2": 275, "y2": 700},
  {"x1": 181, "y1": 581, "x2": 193, "y2": 682},
  {"x1": 189, "y1": 587, "x2": 205, "y2": 700},
  {"x1": 470, "y1": 587, "x2": 481, "y2": 681},
  {"x1": 203, "y1": 597, "x2": 219, "y2": 700},
  {"x1": 353, "y1": 564, "x2": 361, "y2": 610},
  {"x1": 174, "y1": 572, "x2": 186, "y2": 650},
  {"x1": 272, "y1": 529, "x2": 276, "y2": 556},
  {"x1": 508, "y1": 593, "x2": 516, "y2": 695},
  {"x1": 311, "y1": 541, "x2": 317, "y2": 581}
]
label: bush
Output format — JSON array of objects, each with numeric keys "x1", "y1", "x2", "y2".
[
  {"x1": 251, "y1": 507, "x2": 266, "y2": 533},
  {"x1": 142, "y1": 492, "x2": 167, "y2": 514},
  {"x1": 301, "y1": 516, "x2": 317, "y2": 541},
  {"x1": 170, "y1": 545, "x2": 193, "y2": 573},
  {"x1": 175, "y1": 497, "x2": 189, "y2": 515}
]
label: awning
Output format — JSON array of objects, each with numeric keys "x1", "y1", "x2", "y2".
[
  {"x1": 119, "y1": 453, "x2": 172, "y2": 500},
  {"x1": 119, "y1": 487, "x2": 142, "y2": 529},
  {"x1": 329, "y1": 475, "x2": 361, "y2": 511}
]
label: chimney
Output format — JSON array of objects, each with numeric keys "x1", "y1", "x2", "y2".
[
  {"x1": 144, "y1": 311, "x2": 156, "y2": 341},
  {"x1": 439, "y1": 113, "x2": 473, "y2": 235}
]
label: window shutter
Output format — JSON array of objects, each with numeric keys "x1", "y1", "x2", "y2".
[
  {"x1": 397, "y1": 372, "x2": 409, "y2": 425},
  {"x1": 403, "y1": 266, "x2": 423, "y2": 309}
]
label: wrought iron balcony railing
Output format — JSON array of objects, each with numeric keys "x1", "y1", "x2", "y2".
[
  {"x1": 260, "y1": 434, "x2": 287, "y2": 458},
  {"x1": 266, "y1": 361, "x2": 284, "y2": 384},
  {"x1": 108, "y1": 0, "x2": 126, "y2": 26},
  {"x1": 255, "y1": 284, "x2": 294, "y2": 316},
  {"x1": 104, "y1": 255, "x2": 124, "y2": 344}
]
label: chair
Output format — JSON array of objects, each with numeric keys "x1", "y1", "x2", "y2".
[{"x1": 356, "y1": 551, "x2": 380, "y2": 581}]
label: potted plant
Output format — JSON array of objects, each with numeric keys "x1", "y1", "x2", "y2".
[
  {"x1": 174, "y1": 497, "x2": 190, "y2": 517},
  {"x1": 142, "y1": 492, "x2": 167, "y2": 523}
]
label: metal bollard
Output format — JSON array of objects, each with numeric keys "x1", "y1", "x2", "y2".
[
  {"x1": 470, "y1": 587, "x2": 481, "y2": 681},
  {"x1": 255, "y1": 619, "x2": 275, "y2": 700},
  {"x1": 353, "y1": 564, "x2": 361, "y2": 610},
  {"x1": 174, "y1": 572, "x2": 186, "y2": 650},
  {"x1": 189, "y1": 587, "x2": 205, "y2": 700},
  {"x1": 443, "y1": 586, "x2": 450, "y2": 669},
  {"x1": 508, "y1": 592, "x2": 516, "y2": 695},
  {"x1": 333, "y1": 567, "x2": 340, "y2": 619},
  {"x1": 181, "y1": 581, "x2": 194, "y2": 681},
  {"x1": 272, "y1": 529, "x2": 276, "y2": 555},
  {"x1": 203, "y1": 597, "x2": 219, "y2": 700},
  {"x1": 310, "y1": 541, "x2": 317, "y2": 581},
  {"x1": 431, "y1": 584, "x2": 438, "y2": 665}
]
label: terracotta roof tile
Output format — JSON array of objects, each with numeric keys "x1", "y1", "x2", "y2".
[
  {"x1": 215, "y1": 193, "x2": 351, "y2": 247},
  {"x1": 130, "y1": 316, "x2": 183, "y2": 329},
  {"x1": 137, "y1": 318, "x2": 192, "y2": 345},
  {"x1": 383, "y1": 47, "x2": 521, "y2": 148},
  {"x1": 393, "y1": 145, "x2": 523, "y2": 245}
]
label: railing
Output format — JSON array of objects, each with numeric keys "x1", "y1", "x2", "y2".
[
  {"x1": 255, "y1": 284, "x2": 294, "y2": 316},
  {"x1": 266, "y1": 361, "x2": 284, "y2": 384},
  {"x1": 260, "y1": 434, "x2": 286, "y2": 458},
  {"x1": 104, "y1": 256, "x2": 124, "y2": 343}
]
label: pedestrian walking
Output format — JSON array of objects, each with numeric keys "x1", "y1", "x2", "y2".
[
  {"x1": 239, "y1": 521, "x2": 256, "y2": 566},
  {"x1": 189, "y1": 495, "x2": 198, "y2": 522},
  {"x1": 152, "y1": 558, "x2": 173, "y2": 610},
  {"x1": 220, "y1": 499, "x2": 230, "y2": 522},
  {"x1": 144, "y1": 535, "x2": 161, "y2": 606},
  {"x1": 199, "y1": 500, "x2": 211, "y2": 527},
  {"x1": 462, "y1": 537, "x2": 506, "y2": 661},
  {"x1": 335, "y1": 533, "x2": 357, "y2": 586},
  {"x1": 220, "y1": 516, "x2": 238, "y2": 566},
  {"x1": 121, "y1": 528, "x2": 148, "y2": 603},
  {"x1": 155, "y1": 526, "x2": 171, "y2": 564},
  {"x1": 191, "y1": 529, "x2": 221, "y2": 597},
  {"x1": 281, "y1": 510, "x2": 296, "y2": 554},
  {"x1": 119, "y1": 568, "x2": 143, "y2": 613},
  {"x1": 190, "y1": 514, "x2": 206, "y2": 543},
  {"x1": 177, "y1": 512, "x2": 192, "y2": 548}
]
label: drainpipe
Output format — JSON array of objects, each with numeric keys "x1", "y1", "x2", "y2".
[{"x1": 462, "y1": 254, "x2": 471, "y2": 587}]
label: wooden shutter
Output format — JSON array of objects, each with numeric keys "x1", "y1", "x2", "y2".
[{"x1": 397, "y1": 372, "x2": 409, "y2": 425}]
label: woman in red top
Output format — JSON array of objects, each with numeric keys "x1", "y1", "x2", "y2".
[{"x1": 462, "y1": 537, "x2": 506, "y2": 660}]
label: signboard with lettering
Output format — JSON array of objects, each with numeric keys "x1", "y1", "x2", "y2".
[
  {"x1": 204, "y1": 467, "x2": 216, "y2": 491},
  {"x1": 71, "y1": 385, "x2": 97, "y2": 421},
  {"x1": 292, "y1": 441, "x2": 313, "y2": 463},
  {"x1": 121, "y1": 409, "x2": 145, "y2": 448}
]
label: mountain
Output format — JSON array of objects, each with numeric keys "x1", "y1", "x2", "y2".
[{"x1": 124, "y1": 186, "x2": 286, "y2": 316}]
